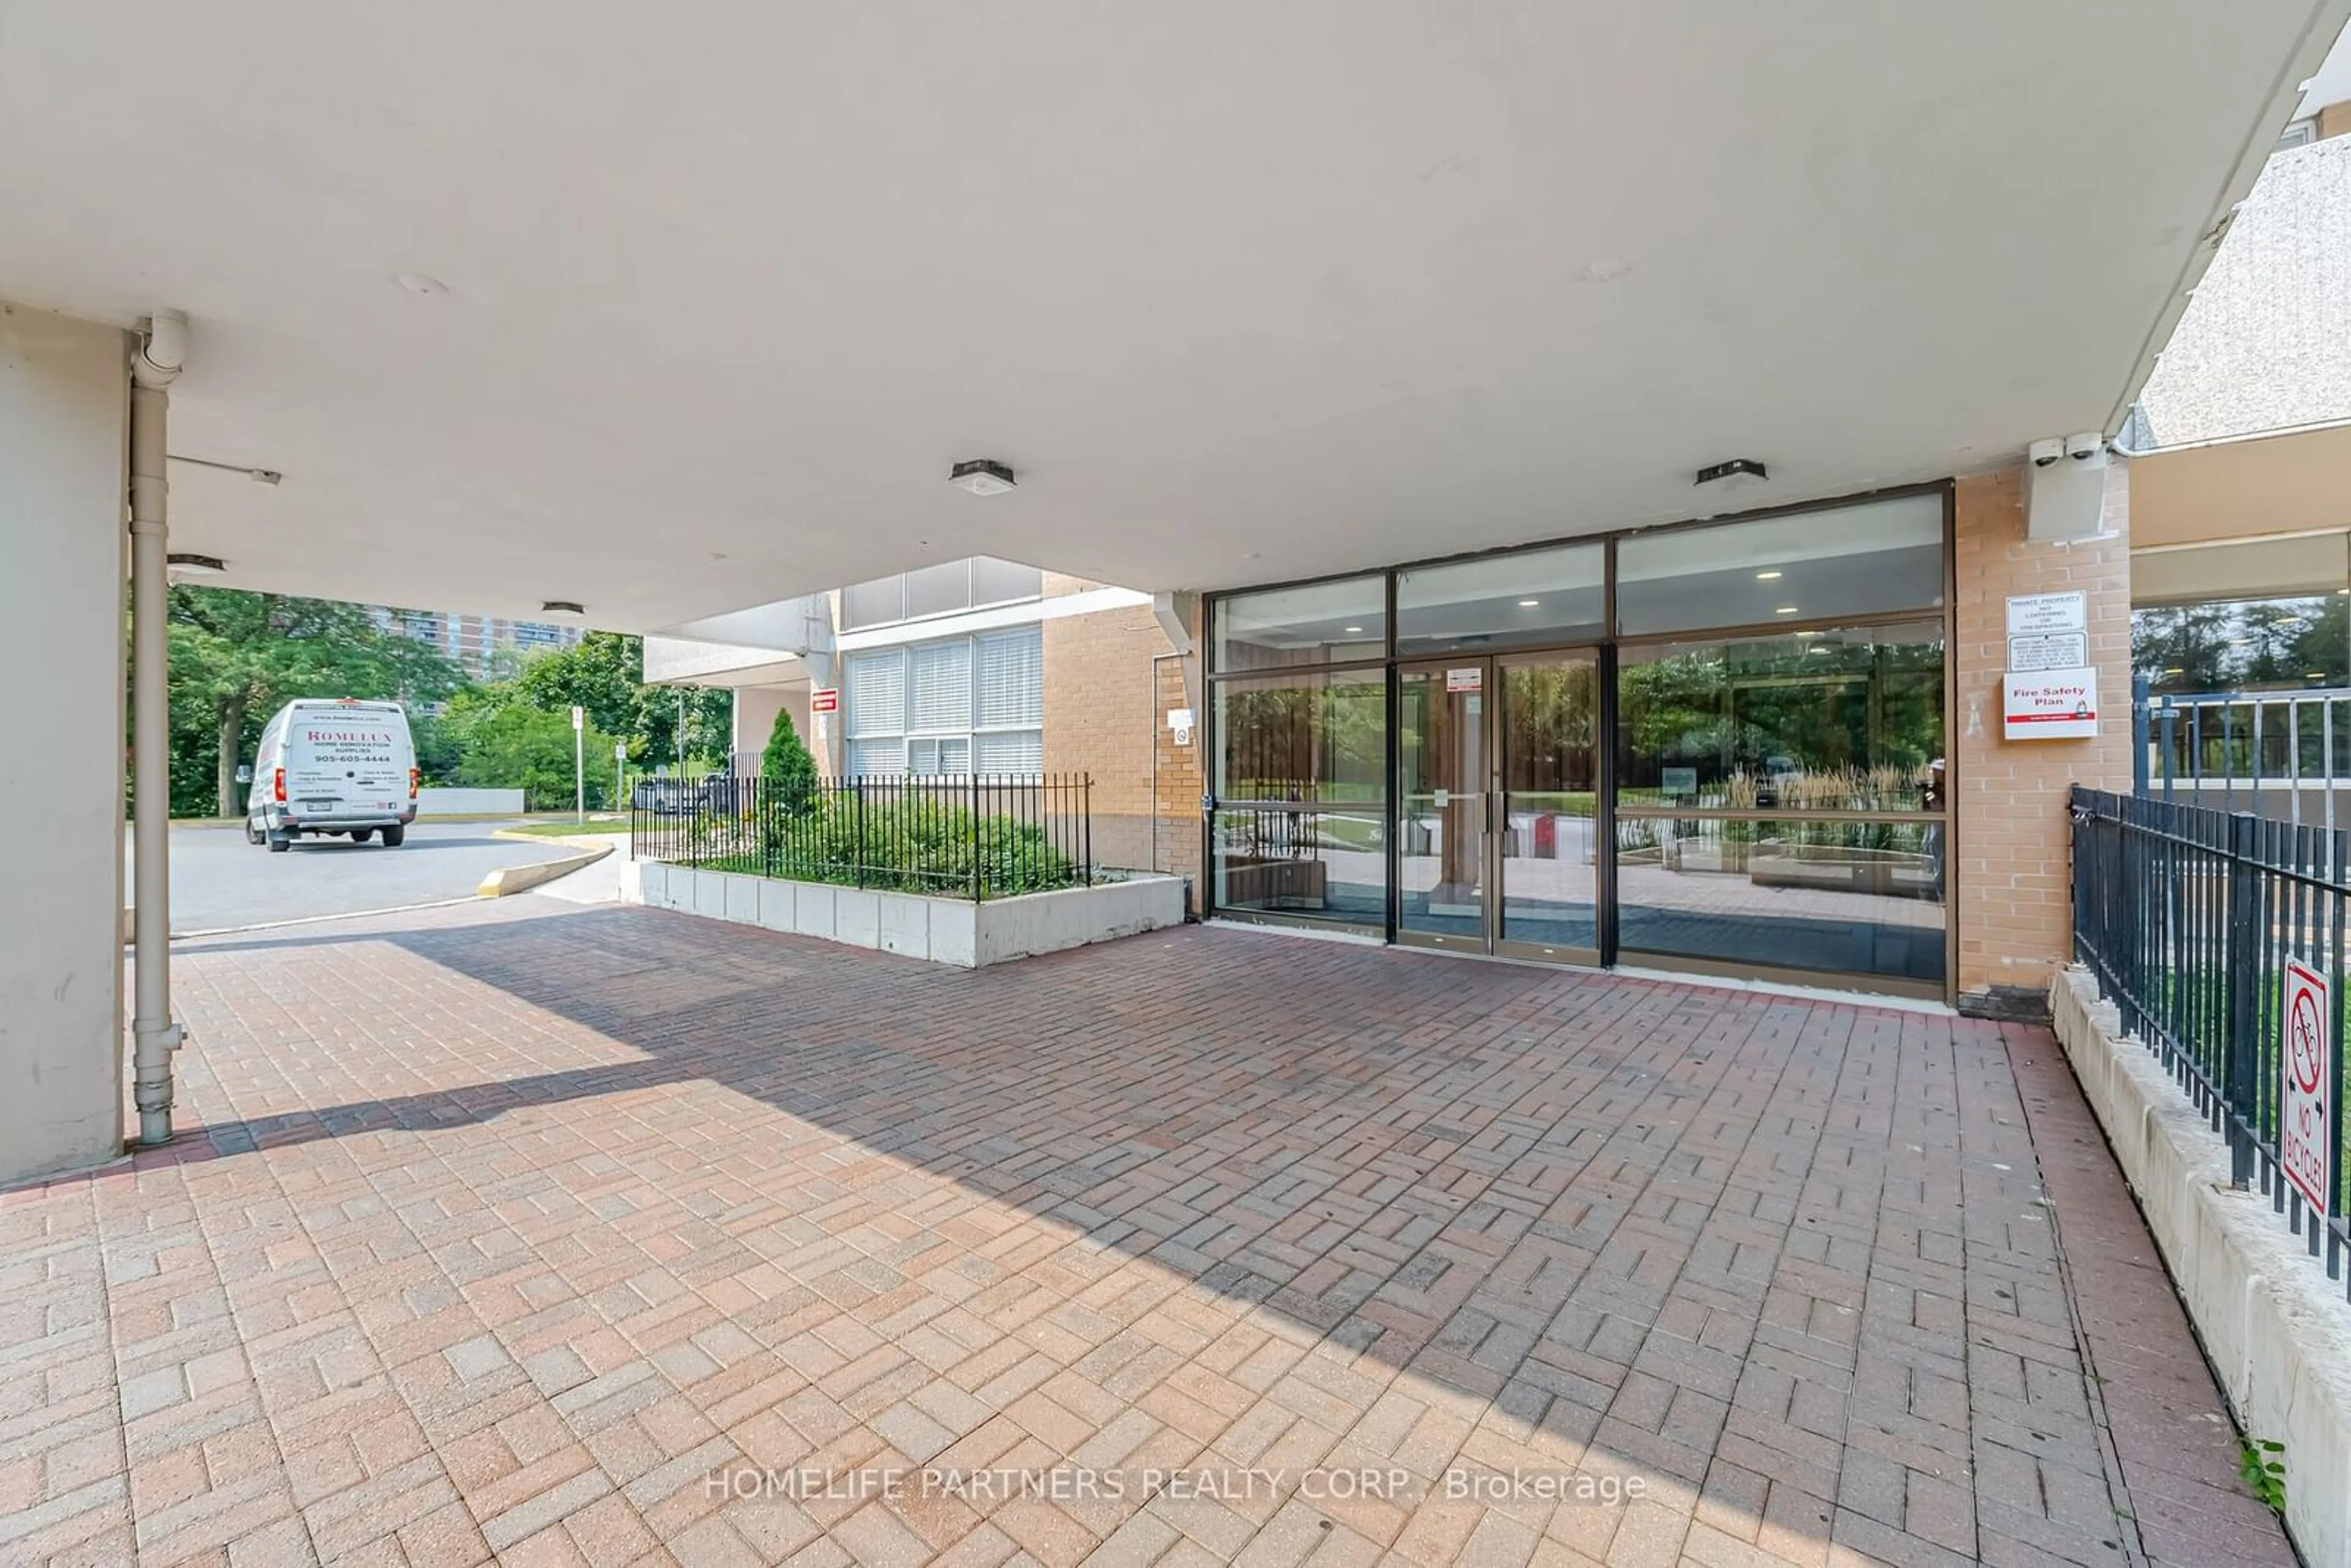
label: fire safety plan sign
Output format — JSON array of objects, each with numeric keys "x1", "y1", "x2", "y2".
[
  {"x1": 2002, "y1": 667, "x2": 2099, "y2": 739},
  {"x1": 2281, "y1": 958, "x2": 2331, "y2": 1218}
]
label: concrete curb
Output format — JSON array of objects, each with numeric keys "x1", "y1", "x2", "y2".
[
  {"x1": 476, "y1": 840, "x2": 612, "y2": 898},
  {"x1": 2050, "y1": 965, "x2": 2351, "y2": 1567}
]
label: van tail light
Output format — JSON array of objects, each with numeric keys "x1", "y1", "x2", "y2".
[
  {"x1": 272, "y1": 767, "x2": 286, "y2": 804},
  {"x1": 409, "y1": 767, "x2": 421, "y2": 800}
]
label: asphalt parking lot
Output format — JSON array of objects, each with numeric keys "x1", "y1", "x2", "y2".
[{"x1": 135, "y1": 819, "x2": 588, "y2": 934}]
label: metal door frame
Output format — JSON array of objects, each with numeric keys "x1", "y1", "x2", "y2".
[
  {"x1": 1395, "y1": 656, "x2": 1501, "y2": 955},
  {"x1": 1491, "y1": 647, "x2": 1604, "y2": 967}
]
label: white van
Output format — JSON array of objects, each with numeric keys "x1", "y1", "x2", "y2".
[{"x1": 245, "y1": 699, "x2": 419, "y2": 852}]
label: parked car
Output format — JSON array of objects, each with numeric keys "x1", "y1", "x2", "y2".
[{"x1": 245, "y1": 699, "x2": 418, "y2": 852}]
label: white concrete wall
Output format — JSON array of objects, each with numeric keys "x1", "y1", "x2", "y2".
[
  {"x1": 415, "y1": 787, "x2": 524, "y2": 816},
  {"x1": 632, "y1": 864, "x2": 1183, "y2": 967},
  {"x1": 732, "y1": 685, "x2": 789, "y2": 763},
  {"x1": 2051, "y1": 968, "x2": 2351, "y2": 1567},
  {"x1": 0, "y1": 306, "x2": 128, "y2": 1184}
]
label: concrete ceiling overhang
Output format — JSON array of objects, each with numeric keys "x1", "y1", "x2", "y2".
[{"x1": 1, "y1": 2, "x2": 2341, "y2": 633}]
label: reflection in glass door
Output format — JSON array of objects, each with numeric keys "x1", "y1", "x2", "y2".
[
  {"x1": 1397, "y1": 662, "x2": 1490, "y2": 950},
  {"x1": 1497, "y1": 652, "x2": 1600, "y2": 961}
]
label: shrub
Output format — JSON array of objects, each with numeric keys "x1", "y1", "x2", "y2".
[{"x1": 760, "y1": 706, "x2": 819, "y2": 814}]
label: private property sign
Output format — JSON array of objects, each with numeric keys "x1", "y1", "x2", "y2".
[
  {"x1": 2281, "y1": 957, "x2": 2331, "y2": 1218},
  {"x1": 810, "y1": 688, "x2": 839, "y2": 714},
  {"x1": 2002, "y1": 666, "x2": 2099, "y2": 740}
]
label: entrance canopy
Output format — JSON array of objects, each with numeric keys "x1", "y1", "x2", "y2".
[{"x1": 1, "y1": 3, "x2": 2339, "y2": 629}]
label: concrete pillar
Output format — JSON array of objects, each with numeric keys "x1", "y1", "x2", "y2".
[
  {"x1": 0, "y1": 306, "x2": 130, "y2": 1184},
  {"x1": 1951, "y1": 462, "x2": 2134, "y2": 1015}
]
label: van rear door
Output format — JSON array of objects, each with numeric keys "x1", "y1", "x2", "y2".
[{"x1": 287, "y1": 708, "x2": 410, "y2": 818}]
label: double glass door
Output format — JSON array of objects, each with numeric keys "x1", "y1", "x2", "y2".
[{"x1": 1397, "y1": 651, "x2": 1600, "y2": 961}]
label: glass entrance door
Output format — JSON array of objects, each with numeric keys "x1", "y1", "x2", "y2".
[
  {"x1": 1494, "y1": 651, "x2": 1601, "y2": 962},
  {"x1": 1397, "y1": 650, "x2": 1600, "y2": 959},
  {"x1": 1398, "y1": 661, "x2": 1491, "y2": 950}
]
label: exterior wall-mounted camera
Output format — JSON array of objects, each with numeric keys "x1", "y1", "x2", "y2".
[
  {"x1": 2028, "y1": 432, "x2": 2109, "y2": 468},
  {"x1": 2025, "y1": 432, "x2": 2115, "y2": 542}
]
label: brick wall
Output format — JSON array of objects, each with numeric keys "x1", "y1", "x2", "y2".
[
  {"x1": 1951, "y1": 463, "x2": 2133, "y2": 1012},
  {"x1": 1040, "y1": 599, "x2": 1202, "y2": 889}
]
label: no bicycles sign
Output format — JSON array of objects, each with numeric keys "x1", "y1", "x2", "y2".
[{"x1": 2281, "y1": 957, "x2": 2332, "y2": 1218}]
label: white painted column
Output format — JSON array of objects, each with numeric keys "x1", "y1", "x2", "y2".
[{"x1": 0, "y1": 305, "x2": 131, "y2": 1184}]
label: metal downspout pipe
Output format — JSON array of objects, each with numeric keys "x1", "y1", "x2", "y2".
[{"x1": 129, "y1": 310, "x2": 186, "y2": 1146}]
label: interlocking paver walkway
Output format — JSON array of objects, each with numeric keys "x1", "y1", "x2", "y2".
[{"x1": 1, "y1": 899, "x2": 2290, "y2": 1566}]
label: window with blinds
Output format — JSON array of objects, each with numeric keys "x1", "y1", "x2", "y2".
[{"x1": 840, "y1": 628, "x2": 1042, "y2": 776}]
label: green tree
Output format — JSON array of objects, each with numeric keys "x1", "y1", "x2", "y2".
[
  {"x1": 449, "y1": 703, "x2": 623, "y2": 811},
  {"x1": 168, "y1": 587, "x2": 463, "y2": 817},
  {"x1": 511, "y1": 632, "x2": 732, "y2": 771},
  {"x1": 760, "y1": 705, "x2": 820, "y2": 812}
]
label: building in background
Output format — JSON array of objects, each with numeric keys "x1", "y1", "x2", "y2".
[
  {"x1": 2125, "y1": 41, "x2": 2351, "y2": 699},
  {"x1": 644, "y1": 559, "x2": 1201, "y2": 879},
  {"x1": 375, "y1": 607, "x2": 582, "y2": 681}
]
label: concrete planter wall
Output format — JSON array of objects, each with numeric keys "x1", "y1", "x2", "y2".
[
  {"x1": 633, "y1": 862, "x2": 1183, "y2": 967},
  {"x1": 2051, "y1": 966, "x2": 2351, "y2": 1567}
]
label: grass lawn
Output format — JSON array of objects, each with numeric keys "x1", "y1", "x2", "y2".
[{"x1": 503, "y1": 815, "x2": 632, "y2": 838}]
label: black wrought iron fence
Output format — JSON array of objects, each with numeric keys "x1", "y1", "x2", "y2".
[
  {"x1": 2071, "y1": 786, "x2": 2350, "y2": 1293},
  {"x1": 633, "y1": 772, "x2": 1092, "y2": 901}
]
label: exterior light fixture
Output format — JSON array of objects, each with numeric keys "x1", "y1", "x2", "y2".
[
  {"x1": 1518, "y1": 599, "x2": 1540, "y2": 608},
  {"x1": 1774, "y1": 606, "x2": 1799, "y2": 615},
  {"x1": 1755, "y1": 570, "x2": 1783, "y2": 581},
  {"x1": 948, "y1": 459, "x2": 1016, "y2": 497},
  {"x1": 541, "y1": 599, "x2": 586, "y2": 618},
  {"x1": 167, "y1": 553, "x2": 227, "y2": 576},
  {"x1": 1343, "y1": 625, "x2": 1363, "y2": 634},
  {"x1": 1695, "y1": 458, "x2": 1768, "y2": 487},
  {"x1": 394, "y1": 273, "x2": 448, "y2": 295}
]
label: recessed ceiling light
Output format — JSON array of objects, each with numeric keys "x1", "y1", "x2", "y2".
[
  {"x1": 167, "y1": 553, "x2": 227, "y2": 576},
  {"x1": 1518, "y1": 599, "x2": 1540, "y2": 608},
  {"x1": 1774, "y1": 606, "x2": 1799, "y2": 615},
  {"x1": 948, "y1": 459, "x2": 1016, "y2": 497},
  {"x1": 1344, "y1": 625, "x2": 1363, "y2": 634},
  {"x1": 1755, "y1": 570, "x2": 1783, "y2": 581},
  {"x1": 394, "y1": 273, "x2": 448, "y2": 295}
]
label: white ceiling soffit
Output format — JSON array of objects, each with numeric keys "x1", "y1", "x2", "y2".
[{"x1": 1, "y1": 1, "x2": 2341, "y2": 633}]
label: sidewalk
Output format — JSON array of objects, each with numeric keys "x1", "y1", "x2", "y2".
[{"x1": 1, "y1": 901, "x2": 2290, "y2": 1565}]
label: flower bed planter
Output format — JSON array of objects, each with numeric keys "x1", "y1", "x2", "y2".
[{"x1": 632, "y1": 861, "x2": 1185, "y2": 967}]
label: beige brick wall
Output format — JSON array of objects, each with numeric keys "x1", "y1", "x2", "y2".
[
  {"x1": 1951, "y1": 464, "x2": 2133, "y2": 1010},
  {"x1": 1040, "y1": 600, "x2": 1202, "y2": 887}
]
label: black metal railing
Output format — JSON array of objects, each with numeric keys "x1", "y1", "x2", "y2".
[
  {"x1": 633, "y1": 773, "x2": 1092, "y2": 901},
  {"x1": 2072, "y1": 786, "x2": 2350, "y2": 1292}
]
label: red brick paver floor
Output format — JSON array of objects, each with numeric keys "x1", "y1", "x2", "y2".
[{"x1": 2, "y1": 901, "x2": 2291, "y2": 1566}]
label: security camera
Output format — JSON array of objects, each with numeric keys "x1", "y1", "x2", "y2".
[
  {"x1": 2029, "y1": 438, "x2": 2064, "y2": 468},
  {"x1": 2066, "y1": 432, "x2": 2104, "y2": 462}
]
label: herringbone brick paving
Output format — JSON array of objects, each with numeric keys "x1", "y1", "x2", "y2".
[{"x1": 0, "y1": 901, "x2": 2288, "y2": 1565}]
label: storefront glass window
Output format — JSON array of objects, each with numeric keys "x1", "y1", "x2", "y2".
[
  {"x1": 1211, "y1": 577, "x2": 1386, "y2": 672},
  {"x1": 1396, "y1": 544, "x2": 1604, "y2": 655},
  {"x1": 1616, "y1": 493, "x2": 1943, "y2": 636},
  {"x1": 1616, "y1": 623, "x2": 1944, "y2": 808}
]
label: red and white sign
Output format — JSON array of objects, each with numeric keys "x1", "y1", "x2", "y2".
[
  {"x1": 2282, "y1": 957, "x2": 2332, "y2": 1218},
  {"x1": 1445, "y1": 667, "x2": 1482, "y2": 694},
  {"x1": 2002, "y1": 666, "x2": 2098, "y2": 740},
  {"x1": 811, "y1": 688, "x2": 839, "y2": 714}
]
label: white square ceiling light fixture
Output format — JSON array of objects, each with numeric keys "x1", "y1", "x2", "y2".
[{"x1": 948, "y1": 459, "x2": 1016, "y2": 497}]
